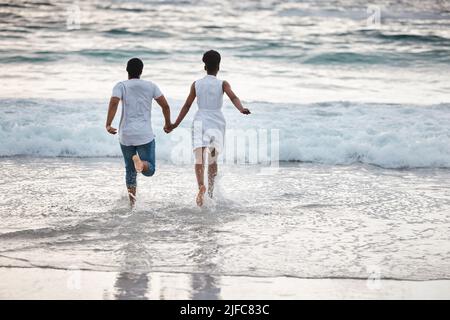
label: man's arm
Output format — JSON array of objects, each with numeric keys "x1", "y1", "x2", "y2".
[
  {"x1": 155, "y1": 95, "x2": 172, "y2": 132},
  {"x1": 173, "y1": 82, "x2": 196, "y2": 129},
  {"x1": 223, "y1": 81, "x2": 250, "y2": 114},
  {"x1": 106, "y1": 97, "x2": 120, "y2": 134}
]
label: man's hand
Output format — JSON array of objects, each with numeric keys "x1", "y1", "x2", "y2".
[
  {"x1": 106, "y1": 97, "x2": 119, "y2": 135},
  {"x1": 106, "y1": 125, "x2": 117, "y2": 134},
  {"x1": 241, "y1": 108, "x2": 251, "y2": 115},
  {"x1": 164, "y1": 123, "x2": 174, "y2": 133}
]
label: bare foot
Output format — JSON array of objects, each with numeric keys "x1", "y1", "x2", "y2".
[
  {"x1": 132, "y1": 154, "x2": 144, "y2": 173},
  {"x1": 196, "y1": 185, "x2": 206, "y2": 207}
]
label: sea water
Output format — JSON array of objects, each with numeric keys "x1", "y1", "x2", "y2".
[
  {"x1": 0, "y1": 0, "x2": 449, "y2": 296},
  {"x1": 0, "y1": 158, "x2": 449, "y2": 283}
]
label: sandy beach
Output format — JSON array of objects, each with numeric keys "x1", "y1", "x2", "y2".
[{"x1": 1, "y1": 267, "x2": 449, "y2": 299}]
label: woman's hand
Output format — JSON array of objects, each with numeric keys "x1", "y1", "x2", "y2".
[{"x1": 106, "y1": 125, "x2": 117, "y2": 134}]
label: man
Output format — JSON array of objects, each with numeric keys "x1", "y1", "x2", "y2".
[{"x1": 105, "y1": 58, "x2": 171, "y2": 207}]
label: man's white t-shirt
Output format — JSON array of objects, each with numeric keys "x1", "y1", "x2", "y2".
[{"x1": 112, "y1": 79, "x2": 162, "y2": 146}]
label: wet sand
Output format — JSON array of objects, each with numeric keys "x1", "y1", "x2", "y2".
[{"x1": 1, "y1": 267, "x2": 449, "y2": 299}]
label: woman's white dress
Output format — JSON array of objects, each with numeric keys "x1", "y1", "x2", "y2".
[{"x1": 192, "y1": 75, "x2": 226, "y2": 152}]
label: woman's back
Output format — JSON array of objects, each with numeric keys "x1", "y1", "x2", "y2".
[{"x1": 195, "y1": 75, "x2": 223, "y2": 112}]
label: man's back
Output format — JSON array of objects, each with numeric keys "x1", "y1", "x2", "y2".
[{"x1": 112, "y1": 79, "x2": 162, "y2": 146}]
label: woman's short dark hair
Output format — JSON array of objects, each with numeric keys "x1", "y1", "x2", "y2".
[
  {"x1": 126, "y1": 58, "x2": 144, "y2": 77},
  {"x1": 202, "y1": 50, "x2": 221, "y2": 71}
]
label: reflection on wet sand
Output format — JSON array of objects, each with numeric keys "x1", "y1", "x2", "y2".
[
  {"x1": 190, "y1": 220, "x2": 221, "y2": 299},
  {"x1": 113, "y1": 209, "x2": 223, "y2": 299},
  {"x1": 114, "y1": 272, "x2": 149, "y2": 300}
]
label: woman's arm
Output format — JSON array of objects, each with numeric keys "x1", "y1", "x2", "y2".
[
  {"x1": 173, "y1": 82, "x2": 196, "y2": 129},
  {"x1": 223, "y1": 81, "x2": 250, "y2": 115}
]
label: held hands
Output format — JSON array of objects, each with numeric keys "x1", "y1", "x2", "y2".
[
  {"x1": 163, "y1": 124, "x2": 172, "y2": 133},
  {"x1": 241, "y1": 108, "x2": 251, "y2": 115},
  {"x1": 164, "y1": 123, "x2": 177, "y2": 134},
  {"x1": 106, "y1": 125, "x2": 117, "y2": 135}
]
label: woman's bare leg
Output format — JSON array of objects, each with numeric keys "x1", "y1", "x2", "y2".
[
  {"x1": 194, "y1": 147, "x2": 207, "y2": 206},
  {"x1": 207, "y1": 148, "x2": 218, "y2": 198}
]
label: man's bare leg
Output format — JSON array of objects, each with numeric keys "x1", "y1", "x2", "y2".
[
  {"x1": 132, "y1": 153, "x2": 149, "y2": 173},
  {"x1": 127, "y1": 186, "x2": 136, "y2": 207},
  {"x1": 207, "y1": 148, "x2": 218, "y2": 198},
  {"x1": 194, "y1": 147, "x2": 206, "y2": 207}
]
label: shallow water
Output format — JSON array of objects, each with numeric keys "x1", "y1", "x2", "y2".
[{"x1": 1, "y1": 158, "x2": 449, "y2": 281}]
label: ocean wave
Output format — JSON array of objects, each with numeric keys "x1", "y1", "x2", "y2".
[
  {"x1": 334, "y1": 30, "x2": 450, "y2": 45},
  {"x1": 371, "y1": 32, "x2": 450, "y2": 44},
  {"x1": 1, "y1": 0, "x2": 449, "y2": 68},
  {"x1": 103, "y1": 28, "x2": 172, "y2": 38},
  {"x1": 1, "y1": 99, "x2": 449, "y2": 169},
  {"x1": 277, "y1": 5, "x2": 450, "y2": 21},
  {"x1": 303, "y1": 50, "x2": 450, "y2": 65},
  {"x1": 0, "y1": 49, "x2": 169, "y2": 64},
  {"x1": 3, "y1": 43, "x2": 445, "y2": 67}
]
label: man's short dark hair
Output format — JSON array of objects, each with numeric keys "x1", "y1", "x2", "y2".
[
  {"x1": 202, "y1": 50, "x2": 221, "y2": 72},
  {"x1": 126, "y1": 58, "x2": 144, "y2": 77}
]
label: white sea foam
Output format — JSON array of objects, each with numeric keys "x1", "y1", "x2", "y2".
[{"x1": 0, "y1": 99, "x2": 449, "y2": 169}]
